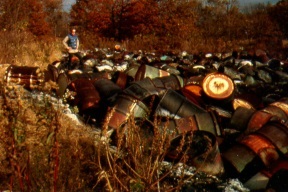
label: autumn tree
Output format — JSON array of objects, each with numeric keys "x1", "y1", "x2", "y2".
[
  {"x1": 268, "y1": 0, "x2": 288, "y2": 39},
  {"x1": 154, "y1": 0, "x2": 200, "y2": 50},
  {"x1": 0, "y1": 0, "x2": 29, "y2": 31},
  {"x1": 26, "y1": 0, "x2": 52, "y2": 37},
  {"x1": 43, "y1": 0, "x2": 67, "y2": 37},
  {"x1": 0, "y1": 0, "x2": 56, "y2": 38},
  {"x1": 197, "y1": 0, "x2": 241, "y2": 41},
  {"x1": 70, "y1": 0, "x2": 159, "y2": 40}
]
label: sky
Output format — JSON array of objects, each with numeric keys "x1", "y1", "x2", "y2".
[{"x1": 63, "y1": 0, "x2": 280, "y2": 12}]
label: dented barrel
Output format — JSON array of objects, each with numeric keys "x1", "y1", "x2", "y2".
[
  {"x1": 66, "y1": 78, "x2": 101, "y2": 113},
  {"x1": 123, "y1": 75, "x2": 183, "y2": 101},
  {"x1": 134, "y1": 64, "x2": 170, "y2": 81},
  {"x1": 166, "y1": 131, "x2": 224, "y2": 175},
  {"x1": 229, "y1": 98, "x2": 288, "y2": 134},
  {"x1": 93, "y1": 78, "x2": 122, "y2": 106},
  {"x1": 4, "y1": 65, "x2": 44, "y2": 90},
  {"x1": 158, "y1": 112, "x2": 222, "y2": 137},
  {"x1": 106, "y1": 94, "x2": 150, "y2": 131},
  {"x1": 222, "y1": 120, "x2": 288, "y2": 183},
  {"x1": 56, "y1": 71, "x2": 111, "y2": 97},
  {"x1": 155, "y1": 89, "x2": 206, "y2": 119}
]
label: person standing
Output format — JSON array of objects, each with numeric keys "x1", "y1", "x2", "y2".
[{"x1": 63, "y1": 28, "x2": 83, "y2": 69}]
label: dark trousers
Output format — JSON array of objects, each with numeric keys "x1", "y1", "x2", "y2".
[{"x1": 68, "y1": 52, "x2": 83, "y2": 69}]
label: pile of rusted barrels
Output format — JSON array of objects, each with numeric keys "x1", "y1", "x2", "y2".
[{"x1": 3, "y1": 48, "x2": 288, "y2": 191}]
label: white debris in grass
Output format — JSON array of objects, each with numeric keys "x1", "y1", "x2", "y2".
[{"x1": 224, "y1": 179, "x2": 250, "y2": 192}]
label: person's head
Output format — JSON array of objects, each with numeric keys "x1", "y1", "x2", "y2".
[{"x1": 71, "y1": 28, "x2": 76, "y2": 35}]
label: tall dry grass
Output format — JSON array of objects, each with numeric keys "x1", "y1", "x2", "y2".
[
  {"x1": 0, "y1": 31, "x2": 63, "y2": 70},
  {"x1": 0, "y1": 83, "x2": 218, "y2": 191}
]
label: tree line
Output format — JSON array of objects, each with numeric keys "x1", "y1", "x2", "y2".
[{"x1": 0, "y1": 0, "x2": 288, "y2": 58}]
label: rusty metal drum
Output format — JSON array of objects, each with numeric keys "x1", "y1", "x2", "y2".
[
  {"x1": 106, "y1": 94, "x2": 150, "y2": 131},
  {"x1": 93, "y1": 78, "x2": 122, "y2": 106},
  {"x1": 245, "y1": 99, "x2": 288, "y2": 134},
  {"x1": 44, "y1": 63, "x2": 60, "y2": 82},
  {"x1": 222, "y1": 143, "x2": 261, "y2": 182},
  {"x1": 166, "y1": 131, "x2": 224, "y2": 176},
  {"x1": 56, "y1": 72, "x2": 70, "y2": 97},
  {"x1": 158, "y1": 111, "x2": 222, "y2": 137},
  {"x1": 134, "y1": 64, "x2": 170, "y2": 81},
  {"x1": 152, "y1": 74, "x2": 184, "y2": 92},
  {"x1": 202, "y1": 72, "x2": 235, "y2": 105},
  {"x1": 239, "y1": 134, "x2": 279, "y2": 167},
  {"x1": 270, "y1": 97, "x2": 288, "y2": 115},
  {"x1": 125, "y1": 63, "x2": 140, "y2": 79},
  {"x1": 112, "y1": 71, "x2": 130, "y2": 90},
  {"x1": 245, "y1": 110, "x2": 274, "y2": 134},
  {"x1": 123, "y1": 75, "x2": 184, "y2": 102},
  {"x1": 4, "y1": 65, "x2": 44, "y2": 90},
  {"x1": 155, "y1": 89, "x2": 206, "y2": 119},
  {"x1": 181, "y1": 84, "x2": 204, "y2": 107},
  {"x1": 230, "y1": 107, "x2": 256, "y2": 132},
  {"x1": 222, "y1": 131, "x2": 280, "y2": 182},
  {"x1": 256, "y1": 121, "x2": 288, "y2": 155},
  {"x1": 123, "y1": 77, "x2": 161, "y2": 101},
  {"x1": 56, "y1": 71, "x2": 111, "y2": 97},
  {"x1": 66, "y1": 78, "x2": 101, "y2": 113}
]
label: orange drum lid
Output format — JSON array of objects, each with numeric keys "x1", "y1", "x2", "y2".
[
  {"x1": 181, "y1": 84, "x2": 204, "y2": 106},
  {"x1": 202, "y1": 73, "x2": 234, "y2": 100},
  {"x1": 115, "y1": 71, "x2": 128, "y2": 90},
  {"x1": 232, "y1": 98, "x2": 255, "y2": 110}
]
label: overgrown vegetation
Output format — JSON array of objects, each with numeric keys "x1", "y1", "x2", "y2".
[
  {"x1": 0, "y1": 80, "x2": 225, "y2": 191},
  {"x1": 0, "y1": 0, "x2": 287, "y2": 191}
]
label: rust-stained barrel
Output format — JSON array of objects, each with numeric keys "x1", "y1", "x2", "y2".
[
  {"x1": 239, "y1": 134, "x2": 279, "y2": 166},
  {"x1": 106, "y1": 94, "x2": 150, "y2": 131},
  {"x1": 56, "y1": 71, "x2": 111, "y2": 97},
  {"x1": 202, "y1": 72, "x2": 235, "y2": 105},
  {"x1": 66, "y1": 78, "x2": 101, "y2": 113},
  {"x1": 246, "y1": 110, "x2": 274, "y2": 134},
  {"x1": 44, "y1": 63, "x2": 60, "y2": 82},
  {"x1": 124, "y1": 78, "x2": 161, "y2": 101},
  {"x1": 181, "y1": 84, "x2": 204, "y2": 107},
  {"x1": 93, "y1": 78, "x2": 122, "y2": 106},
  {"x1": 230, "y1": 107, "x2": 256, "y2": 132},
  {"x1": 56, "y1": 72, "x2": 70, "y2": 97},
  {"x1": 155, "y1": 89, "x2": 206, "y2": 119},
  {"x1": 245, "y1": 99, "x2": 288, "y2": 134},
  {"x1": 125, "y1": 63, "x2": 140, "y2": 78},
  {"x1": 112, "y1": 71, "x2": 130, "y2": 90},
  {"x1": 232, "y1": 98, "x2": 256, "y2": 111},
  {"x1": 222, "y1": 129, "x2": 281, "y2": 182},
  {"x1": 244, "y1": 159, "x2": 288, "y2": 191},
  {"x1": 222, "y1": 143, "x2": 262, "y2": 182},
  {"x1": 190, "y1": 131, "x2": 224, "y2": 175},
  {"x1": 229, "y1": 98, "x2": 288, "y2": 134},
  {"x1": 134, "y1": 64, "x2": 170, "y2": 81},
  {"x1": 159, "y1": 112, "x2": 221, "y2": 137},
  {"x1": 261, "y1": 105, "x2": 288, "y2": 121},
  {"x1": 256, "y1": 121, "x2": 288, "y2": 155},
  {"x1": 152, "y1": 74, "x2": 184, "y2": 91},
  {"x1": 123, "y1": 75, "x2": 184, "y2": 102},
  {"x1": 4, "y1": 65, "x2": 44, "y2": 90},
  {"x1": 166, "y1": 131, "x2": 224, "y2": 175},
  {"x1": 231, "y1": 92, "x2": 262, "y2": 110},
  {"x1": 270, "y1": 97, "x2": 288, "y2": 115}
]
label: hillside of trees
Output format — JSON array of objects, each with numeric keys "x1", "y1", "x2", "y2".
[{"x1": 0, "y1": 0, "x2": 288, "y2": 66}]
